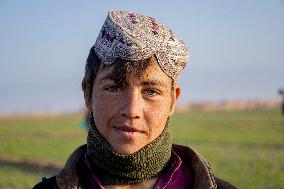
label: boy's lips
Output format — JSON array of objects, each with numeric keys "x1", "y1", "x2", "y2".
[
  {"x1": 113, "y1": 125, "x2": 145, "y2": 137},
  {"x1": 113, "y1": 125, "x2": 143, "y2": 133}
]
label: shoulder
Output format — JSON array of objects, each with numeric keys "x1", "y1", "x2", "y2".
[
  {"x1": 32, "y1": 176, "x2": 58, "y2": 189},
  {"x1": 33, "y1": 145, "x2": 87, "y2": 189},
  {"x1": 172, "y1": 144, "x2": 237, "y2": 189},
  {"x1": 215, "y1": 177, "x2": 238, "y2": 189}
]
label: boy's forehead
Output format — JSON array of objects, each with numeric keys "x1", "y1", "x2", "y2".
[{"x1": 96, "y1": 60, "x2": 171, "y2": 83}]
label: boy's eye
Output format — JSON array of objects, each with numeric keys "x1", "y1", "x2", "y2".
[
  {"x1": 104, "y1": 85, "x2": 120, "y2": 92},
  {"x1": 144, "y1": 89, "x2": 160, "y2": 96}
]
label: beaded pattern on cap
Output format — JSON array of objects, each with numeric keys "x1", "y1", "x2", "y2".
[{"x1": 94, "y1": 10, "x2": 189, "y2": 80}]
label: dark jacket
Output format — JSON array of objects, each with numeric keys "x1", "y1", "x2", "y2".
[{"x1": 33, "y1": 144, "x2": 237, "y2": 189}]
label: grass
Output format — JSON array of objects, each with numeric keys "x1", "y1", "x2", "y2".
[{"x1": 0, "y1": 109, "x2": 283, "y2": 189}]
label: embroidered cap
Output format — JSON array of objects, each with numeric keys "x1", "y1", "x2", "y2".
[{"x1": 94, "y1": 10, "x2": 189, "y2": 80}]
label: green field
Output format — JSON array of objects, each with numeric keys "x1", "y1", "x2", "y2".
[{"x1": 0, "y1": 109, "x2": 283, "y2": 189}]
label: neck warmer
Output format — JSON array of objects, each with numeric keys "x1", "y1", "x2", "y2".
[{"x1": 86, "y1": 113, "x2": 172, "y2": 185}]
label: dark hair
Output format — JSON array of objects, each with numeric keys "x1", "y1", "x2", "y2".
[
  {"x1": 82, "y1": 46, "x2": 101, "y2": 104},
  {"x1": 82, "y1": 46, "x2": 174, "y2": 106}
]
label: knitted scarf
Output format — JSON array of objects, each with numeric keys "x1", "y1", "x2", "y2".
[{"x1": 86, "y1": 113, "x2": 172, "y2": 185}]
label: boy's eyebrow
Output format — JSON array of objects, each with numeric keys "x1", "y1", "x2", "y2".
[
  {"x1": 98, "y1": 76, "x2": 168, "y2": 88},
  {"x1": 141, "y1": 81, "x2": 167, "y2": 87},
  {"x1": 98, "y1": 76, "x2": 115, "y2": 84}
]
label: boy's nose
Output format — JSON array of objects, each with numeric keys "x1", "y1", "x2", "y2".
[{"x1": 120, "y1": 89, "x2": 143, "y2": 119}]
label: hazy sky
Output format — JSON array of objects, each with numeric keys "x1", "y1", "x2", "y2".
[{"x1": 0, "y1": 0, "x2": 284, "y2": 113}]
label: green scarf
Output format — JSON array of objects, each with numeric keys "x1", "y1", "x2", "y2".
[{"x1": 86, "y1": 113, "x2": 172, "y2": 185}]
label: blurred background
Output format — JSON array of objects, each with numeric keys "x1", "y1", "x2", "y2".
[
  {"x1": 0, "y1": 0, "x2": 283, "y2": 188},
  {"x1": 1, "y1": 0, "x2": 284, "y2": 113}
]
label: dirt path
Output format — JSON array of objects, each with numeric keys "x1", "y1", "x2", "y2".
[{"x1": 0, "y1": 156, "x2": 63, "y2": 174}]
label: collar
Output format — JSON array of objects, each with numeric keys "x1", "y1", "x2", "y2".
[
  {"x1": 56, "y1": 144, "x2": 217, "y2": 189},
  {"x1": 83, "y1": 150, "x2": 183, "y2": 189},
  {"x1": 172, "y1": 144, "x2": 217, "y2": 189}
]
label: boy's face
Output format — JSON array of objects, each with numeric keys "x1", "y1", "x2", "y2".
[{"x1": 86, "y1": 61, "x2": 180, "y2": 155}]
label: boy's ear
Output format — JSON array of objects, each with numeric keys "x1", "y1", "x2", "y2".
[
  {"x1": 169, "y1": 86, "x2": 180, "y2": 116},
  {"x1": 84, "y1": 92, "x2": 92, "y2": 110}
]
